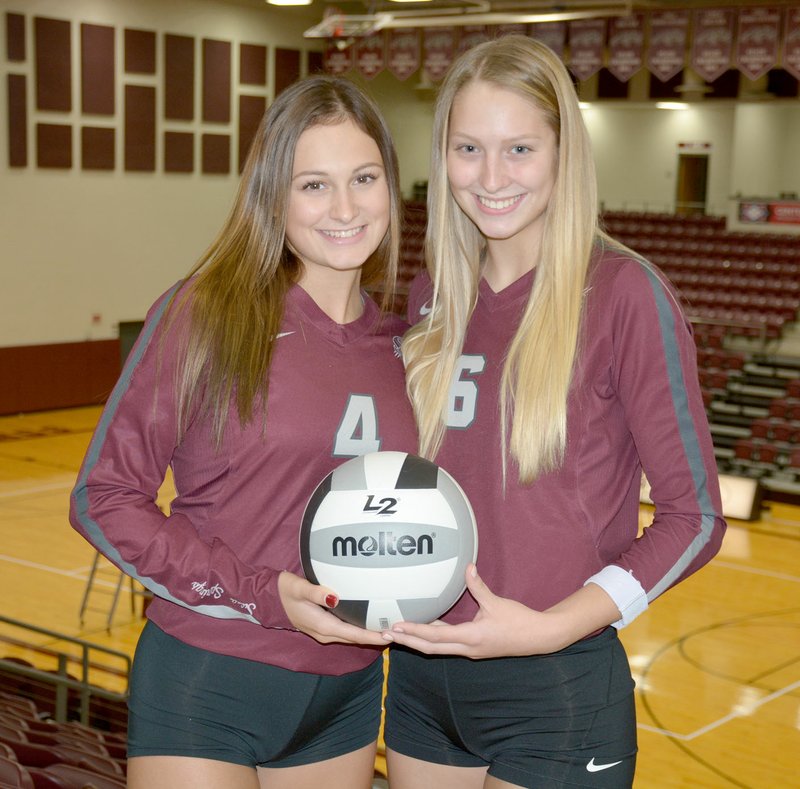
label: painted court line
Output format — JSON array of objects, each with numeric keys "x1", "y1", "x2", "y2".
[
  {"x1": 713, "y1": 559, "x2": 800, "y2": 584},
  {"x1": 0, "y1": 481, "x2": 74, "y2": 499},
  {"x1": 638, "y1": 678, "x2": 800, "y2": 740}
]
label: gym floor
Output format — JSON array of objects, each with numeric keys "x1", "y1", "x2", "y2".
[{"x1": 1, "y1": 405, "x2": 799, "y2": 788}]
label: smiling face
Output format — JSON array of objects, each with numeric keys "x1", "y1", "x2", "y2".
[
  {"x1": 285, "y1": 118, "x2": 390, "y2": 288},
  {"x1": 446, "y1": 79, "x2": 558, "y2": 277}
]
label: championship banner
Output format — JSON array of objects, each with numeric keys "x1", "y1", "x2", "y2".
[
  {"x1": 529, "y1": 22, "x2": 567, "y2": 58},
  {"x1": 648, "y1": 10, "x2": 690, "y2": 82},
  {"x1": 739, "y1": 201, "x2": 800, "y2": 225},
  {"x1": 458, "y1": 25, "x2": 490, "y2": 54},
  {"x1": 568, "y1": 19, "x2": 605, "y2": 81},
  {"x1": 736, "y1": 6, "x2": 781, "y2": 81},
  {"x1": 691, "y1": 8, "x2": 735, "y2": 83},
  {"x1": 782, "y1": 7, "x2": 800, "y2": 80},
  {"x1": 607, "y1": 14, "x2": 644, "y2": 82},
  {"x1": 355, "y1": 31, "x2": 386, "y2": 80},
  {"x1": 423, "y1": 27, "x2": 456, "y2": 82},
  {"x1": 387, "y1": 29, "x2": 420, "y2": 81},
  {"x1": 494, "y1": 23, "x2": 528, "y2": 39},
  {"x1": 324, "y1": 44, "x2": 353, "y2": 76}
]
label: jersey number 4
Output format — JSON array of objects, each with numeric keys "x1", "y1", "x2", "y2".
[{"x1": 334, "y1": 394, "x2": 382, "y2": 457}]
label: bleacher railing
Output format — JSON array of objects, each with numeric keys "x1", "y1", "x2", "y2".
[{"x1": 0, "y1": 614, "x2": 130, "y2": 725}]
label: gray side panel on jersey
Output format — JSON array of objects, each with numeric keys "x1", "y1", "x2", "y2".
[
  {"x1": 640, "y1": 262, "x2": 717, "y2": 601},
  {"x1": 72, "y1": 283, "x2": 258, "y2": 625}
]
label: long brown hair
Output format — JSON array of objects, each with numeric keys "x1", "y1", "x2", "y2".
[{"x1": 169, "y1": 76, "x2": 402, "y2": 444}]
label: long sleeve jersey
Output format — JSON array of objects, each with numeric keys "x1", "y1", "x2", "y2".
[
  {"x1": 407, "y1": 247, "x2": 726, "y2": 626},
  {"x1": 70, "y1": 282, "x2": 417, "y2": 674}
]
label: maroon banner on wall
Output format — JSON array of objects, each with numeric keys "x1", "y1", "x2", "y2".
[
  {"x1": 648, "y1": 10, "x2": 690, "y2": 82},
  {"x1": 324, "y1": 43, "x2": 353, "y2": 75},
  {"x1": 781, "y1": 7, "x2": 800, "y2": 80},
  {"x1": 458, "y1": 25, "x2": 490, "y2": 54},
  {"x1": 355, "y1": 31, "x2": 385, "y2": 79},
  {"x1": 494, "y1": 24, "x2": 528, "y2": 39},
  {"x1": 568, "y1": 19, "x2": 605, "y2": 81},
  {"x1": 423, "y1": 27, "x2": 456, "y2": 81},
  {"x1": 387, "y1": 29, "x2": 420, "y2": 80},
  {"x1": 692, "y1": 8, "x2": 735, "y2": 82},
  {"x1": 736, "y1": 6, "x2": 781, "y2": 81},
  {"x1": 529, "y1": 22, "x2": 566, "y2": 58},
  {"x1": 607, "y1": 14, "x2": 644, "y2": 82}
]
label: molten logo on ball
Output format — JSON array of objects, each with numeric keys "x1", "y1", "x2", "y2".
[{"x1": 300, "y1": 451, "x2": 478, "y2": 631}]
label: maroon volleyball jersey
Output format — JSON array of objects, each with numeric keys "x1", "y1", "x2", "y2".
[
  {"x1": 407, "y1": 247, "x2": 725, "y2": 626},
  {"x1": 71, "y1": 282, "x2": 417, "y2": 674}
]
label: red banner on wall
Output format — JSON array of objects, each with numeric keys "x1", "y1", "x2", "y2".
[
  {"x1": 783, "y1": 7, "x2": 800, "y2": 80},
  {"x1": 736, "y1": 6, "x2": 781, "y2": 81},
  {"x1": 607, "y1": 14, "x2": 644, "y2": 82},
  {"x1": 355, "y1": 31, "x2": 385, "y2": 80},
  {"x1": 529, "y1": 22, "x2": 566, "y2": 58},
  {"x1": 692, "y1": 8, "x2": 734, "y2": 82},
  {"x1": 458, "y1": 25, "x2": 490, "y2": 54},
  {"x1": 648, "y1": 10, "x2": 690, "y2": 82},
  {"x1": 423, "y1": 27, "x2": 456, "y2": 82},
  {"x1": 739, "y1": 201, "x2": 800, "y2": 225},
  {"x1": 324, "y1": 44, "x2": 352, "y2": 76},
  {"x1": 568, "y1": 19, "x2": 605, "y2": 81},
  {"x1": 494, "y1": 24, "x2": 528, "y2": 39},
  {"x1": 387, "y1": 29, "x2": 420, "y2": 81}
]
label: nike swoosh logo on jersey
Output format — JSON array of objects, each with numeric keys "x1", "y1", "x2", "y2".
[
  {"x1": 276, "y1": 331, "x2": 294, "y2": 339},
  {"x1": 586, "y1": 758, "x2": 623, "y2": 773},
  {"x1": 419, "y1": 301, "x2": 432, "y2": 315}
]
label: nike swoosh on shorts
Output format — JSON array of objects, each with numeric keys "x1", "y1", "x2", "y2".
[
  {"x1": 276, "y1": 331, "x2": 295, "y2": 339},
  {"x1": 586, "y1": 757, "x2": 623, "y2": 772}
]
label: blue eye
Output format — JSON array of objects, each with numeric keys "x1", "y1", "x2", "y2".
[{"x1": 512, "y1": 145, "x2": 530, "y2": 154}]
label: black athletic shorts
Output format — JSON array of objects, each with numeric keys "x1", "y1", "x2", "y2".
[
  {"x1": 127, "y1": 621, "x2": 383, "y2": 768},
  {"x1": 384, "y1": 627, "x2": 637, "y2": 788}
]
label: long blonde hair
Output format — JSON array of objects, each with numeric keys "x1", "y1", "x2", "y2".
[
  {"x1": 165, "y1": 76, "x2": 402, "y2": 445},
  {"x1": 404, "y1": 35, "x2": 599, "y2": 483}
]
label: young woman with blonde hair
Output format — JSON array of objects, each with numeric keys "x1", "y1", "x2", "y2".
[
  {"x1": 70, "y1": 75, "x2": 416, "y2": 789},
  {"x1": 383, "y1": 35, "x2": 726, "y2": 788}
]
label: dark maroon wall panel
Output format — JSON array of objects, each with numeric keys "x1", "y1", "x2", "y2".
[
  {"x1": 165, "y1": 34, "x2": 195, "y2": 120},
  {"x1": 125, "y1": 28, "x2": 156, "y2": 74},
  {"x1": 240, "y1": 44, "x2": 267, "y2": 85},
  {"x1": 307, "y1": 50, "x2": 324, "y2": 75},
  {"x1": 6, "y1": 12, "x2": 25, "y2": 61},
  {"x1": 202, "y1": 133, "x2": 230, "y2": 174},
  {"x1": 165, "y1": 131, "x2": 194, "y2": 173},
  {"x1": 82, "y1": 126, "x2": 115, "y2": 170},
  {"x1": 238, "y1": 94, "x2": 265, "y2": 172},
  {"x1": 125, "y1": 85, "x2": 155, "y2": 171},
  {"x1": 0, "y1": 341, "x2": 120, "y2": 415},
  {"x1": 203, "y1": 38, "x2": 231, "y2": 123},
  {"x1": 81, "y1": 24, "x2": 115, "y2": 115},
  {"x1": 7, "y1": 74, "x2": 27, "y2": 167},
  {"x1": 274, "y1": 48, "x2": 301, "y2": 96},
  {"x1": 35, "y1": 16, "x2": 71, "y2": 112},
  {"x1": 37, "y1": 123, "x2": 72, "y2": 168}
]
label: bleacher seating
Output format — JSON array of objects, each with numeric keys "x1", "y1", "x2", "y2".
[{"x1": 0, "y1": 691, "x2": 127, "y2": 789}]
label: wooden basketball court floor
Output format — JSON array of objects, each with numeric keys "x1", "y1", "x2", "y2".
[{"x1": 0, "y1": 405, "x2": 798, "y2": 788}]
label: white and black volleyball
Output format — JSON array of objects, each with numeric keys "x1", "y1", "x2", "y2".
[{"x1": 300, "y1": 451, "x2": 478, "y2": 631}]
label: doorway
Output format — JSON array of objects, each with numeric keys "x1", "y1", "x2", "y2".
[{"x1": 675, "y1": 153, "x2": 708, "y2": 216}]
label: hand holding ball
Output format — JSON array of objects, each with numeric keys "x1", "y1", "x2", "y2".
[{"x1": 300, "y1": 451, "x2": 478, "y2": 631}]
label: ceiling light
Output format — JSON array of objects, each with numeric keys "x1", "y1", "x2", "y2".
[
  {"x1": 267, "y1": 0, "x2": 312, "y2": 6},
  {"x1": 656, "y1": 102, "x2": 689, "y2": 110}
]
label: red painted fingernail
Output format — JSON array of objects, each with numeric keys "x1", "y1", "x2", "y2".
[{"x1": 325, "y1": 594, "x2": 338, "y2": 608}]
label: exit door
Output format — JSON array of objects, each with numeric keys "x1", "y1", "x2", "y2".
[{"x1": 675, "y1": 154, "x2": 708, "y2": 216}]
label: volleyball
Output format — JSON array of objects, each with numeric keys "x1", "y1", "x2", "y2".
[{"x1": 300, "y1": 451, "x2": 478, "y2": 631}]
